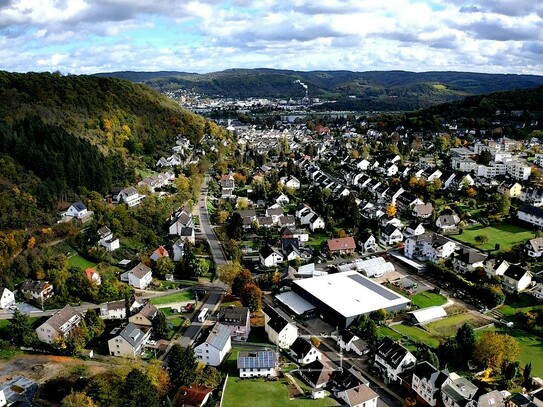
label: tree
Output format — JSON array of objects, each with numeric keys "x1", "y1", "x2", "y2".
[
  {"x1": 168, "y1": 344, "x2": 197, "y2": 386},
  {"x1": 152, "y1": 310, "x2": 169, "y2": 340},
  {"x1": 226, "y1": 212, "x2": 244, "y2": 239},
  {"x1": 455, "y1": 323, "x2": 476, "y2": 357},
  {"x1": 61, "y1": 392, "x2": 96, "y2": 407},
  {"x1": 232, "y1": 269, "x2": 254, "y2": 297},
  {"x1": 8, "y1": 309, "x2": 37, "y2": 346},
  {"x1": 415, "y1": 345, "x2": 440, "y2": 369},
  {"x1": 240, "y1": 283, "x2": 262, "y2": 312},
  {"x1": 156, "y1": 256, "x2": 175, "y2": 279},
  {"x1": 218, "y1": 262, "x2": 243, "y2": 290},
  {"x1": 474, "y1": 331, "x2": 520, "y2": 372},
  {"x1": 523, "y1": 362, "x2": 532, "y2": 387},
  {"x1": 474, "y1": 234, "x2": 489, "y2": 246},
  {"x1": 478, "y1": 149, "x2": 493, "y2": 165},
  {"x1": 84, "y1": 308, "x2": 105, "y2": 339},
  {"x1": 385, "y1": 203, "x2": 397, "y2": 217},
  {"x1": 123, "y1": 368, "x2": 160, "y2": 407}
]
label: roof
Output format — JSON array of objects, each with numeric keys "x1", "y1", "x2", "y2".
[
  {"x1": 173, "y1": 385, "x2": 213, "y2": 407},
  {"x1": 84, "y1": 268, "x2": 100, "y2": 282},
  {"x1": 152, "y1": 246, "x2": 169, "y2": 258},
  {"x1": 259, "y1": 245, "x2": 282, "y2": 259},
  {"x1": 275, "y1": 291, "x2": 316, "y2": 315},
  {"x1": 219, "y1": 307, "x2": 249, "y2": 326},
  {"x1": 455, "y1": 249, "x2": 487, "y2": 264},
  {"x1": 71, "y1": 200, "x2": 87, "y2": 211},
  {"x1": 528, "y1": 237, "x2": 543, "y2": 252},
  {"x1": 408, "y1": 306, "x2": 447, "y2": 324},
  {"x1": 414, "y1": 203, "x2": 433, "y2": 215},
  {"x1": 519, "y1": 203, "x2": 543, "y2": 218},
  {"x1": 237, "y1": 350, "x2": 276, "y2": 369},
  {"x1": 327, "y1": 236, "x2": 356, "y2": 252},
  {"x1": 301, "y1": 358, "x2": 335, "y2": 387},
  {"x1": 376, "y1": 337, "x2": 413, "y2": 369},
  {"x1": 116, "y1": 323, "x2": 149, "y2": 348},
  {"x1": 290, "y1": 337, "x2": 314, "y2": 359},
  {"x1": 20, "y1": 280, "x2": 51, "y2": 293},
  {"x1": 97, "y1": 226, "x2": 111, "y2": 237},
  {"x1": 129, "y1": 263, "x2": 152, "y2": 279},
  {"x1": 202, "y1": 323, "x2": 231, "y2": 350},
  {"x1": 477, "y1": 390, "x2": 506, "y2": 407},
  {"x1": 43, "y1": 305, "x2": 81, "y2": 333},
  {"x1": 263, "y1": 306, "x2": 291, "y2": 333},
  {"x1": 382, "y1": 224, "x2": 400, "y2": 236},
  {"x1": 441, "y1": 373, "x2": 479, "y2": 404},
  {"x1": 138, "y1": 302, "x2": 158, "y2": 320},
  {"x1": 504, "y1": 264, "x2": 531, "y2": 281},
  {"x1": 293, "y1": 271, "x2": 410, "y2": 318},
  {"x1": 342, "y1": 384, "x2": 379, "y2": 406}
]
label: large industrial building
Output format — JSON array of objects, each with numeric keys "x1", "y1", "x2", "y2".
[{"x1": 288, "y1": 270, "x2": 410, "y2": 329}]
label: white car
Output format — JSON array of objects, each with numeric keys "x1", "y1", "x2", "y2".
[{"x1": 147, "y1": 340, "x2": 157, "y2": 346}]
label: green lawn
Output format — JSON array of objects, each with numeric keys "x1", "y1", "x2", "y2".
[
  {"x1": 149, "y1": 291, "x2": 194, "y2": 305},
  {"x1": 451, "y1": 222, "x2": 536, "y2": 252},
  {"x1": 411, "y1": 292, "x2": 447, "y2": 309},
  {"x1": 67, "y1": 254, "x2": 96, "y2": 270},
  {"x1": 393, "y1": 324, "x2": 441, "y2": 348},
  {"x1": 222, "y1": 349, "x2": 339, "y2": 407},
  {"x1": 378, "y1": 326, "x2": 403, "y2": 341},
  {"x1": 306, "y1": 232, "x2": 329, "y2": 250},
  {"x1": 506, "y1": 328, "x2": 543, "y2": 377},
  {"x1": 498, "y1": 294, "x2": 543, "y2": 316},
  {"x1": 425, "y1": 313, "x2": 490, "y2": 337}
]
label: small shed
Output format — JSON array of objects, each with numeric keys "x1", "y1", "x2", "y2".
[{"x1": 407, "y1": 306, "x2": 447, "y2": 325}]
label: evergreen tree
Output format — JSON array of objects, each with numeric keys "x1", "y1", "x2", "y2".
[
  {"x1": 8, "y1": 309, "x2": 36, "y2": 347},
  {"x1": 152, "y1": 310, "x2": 169, "y2": 340},
  {"x1": 123, "y1": 368, "x2": 160, "y2": 407},
  {"x1": 168, "y1": 344, "x2": 196, "y2": 387}
]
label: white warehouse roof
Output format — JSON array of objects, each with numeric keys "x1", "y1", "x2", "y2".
[
  {"x1": 294, "y1": 270, "x2": 410, "y2": 318},
  {"x1": 407, "y1": 306, "x2": 447, "y2": 324},
  {"x1": 337, "y1": 257, "x2": 395, "y2": 278}
]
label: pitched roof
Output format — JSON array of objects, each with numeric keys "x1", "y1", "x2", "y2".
[
  {"x1": 301, "y1": 357, "x2": 335, "y2": 387},
  {"x1": 117, "y1": 323, "x2": 149, "y2": 347},
  {"x1": 237, "y1": 350, "x2": 276, "y2": 369},
  {"x1": 503, "y1": 264, "x2": 531, "y2": 281},
  {"x1": 342, "y1": 384, "x2": 379, "y2": 406},
  {"x1": 382, "y1": 224, "x2": 400, "y2": 236},
  {"x1": 20, "y1": 280, "x2": 51, "y2": 293},
  {"x1": 152, "y1": 246, "x2": 169, "y2": 258},
  {"x1": 290, "y1": 337, "x2": 313, "y2": 359},
  {"x1": 202, "y1": 323, "x2": 231, "y2": 350},
  {"x1": 519, "y1": 203, "x2": 543, "y2": 218},
  {"x1": 264, "y1": 306, "x2": 290, "y2": 334},
  {"x1": 455, "y1": 249, "x2": 487, "y2": 264},
  {"x1": 173, "y1": 385, "x2": 213, "y2": 407},
  {"x1": 138, "y1": 302, "x2": 158, "y2": 320},
  {"x1": 327, "y1": 236, "x2": 356, "y2": 252},
  {"x1": 71, "y1": 200, "x2": 87, "y2": 211},
  {"x1": 528, "y1": 237, "x2": 543, "y2": 252},
  {"x1": 84, "y1": 268, "x2": 100, "y2": 283},
  {"x1": 376, "y1": 337, "x2": 412, "y2": 369},
  {"x1": 43, "y1": 305, "x2": 81, "y2": 334},
  {"x1": 129, "y1": 263, "x2": 152, "y2": 279}
]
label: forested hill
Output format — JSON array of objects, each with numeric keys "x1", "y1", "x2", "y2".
[
  {"x1": 95, "y1": 68, "x2": 543, "y2": 111},
  {"x1": 0, "y1": 71, "x2": 227, "y2": 230}
]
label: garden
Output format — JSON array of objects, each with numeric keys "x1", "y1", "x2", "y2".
[{"x1": 452, "y1": 222, "x2": 536, "y2": 252}]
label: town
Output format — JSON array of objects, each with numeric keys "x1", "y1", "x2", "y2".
[{"x1": 0, "y1": 90, "x2": 542, "y2": 407}]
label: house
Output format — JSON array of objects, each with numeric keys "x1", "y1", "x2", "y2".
[
  {"x1": 526, "y1": 237, "x2": 543, "y2": 258},
  {"x1": 337, "y1": 384, "x2": 379, "y2": 407},
  {"x1": 498, "y1": 181, "x2": 523, "y2": 198},
  {"x1": 404, "y1": 233, "x2": 457, "y2": 262},
  {"x1": 380, "y1": 224, "x2": 404, "y2": 246},
  {"x1": 502, "y1": 265, "x2": 533, "y2": 292},
  {"x1": 298, "y1": 356, "x2": 335, "y2": 389},
  {"x1": 84, "y1": 268, "x2": 101, "y2": 286},
  {"x1": 115, "y1": 186, "x2": 145, "y2": 207},
  {"x1": 289, "y1": 337, "x2": 321, "y2": 365},
  {"x1": 308, "y1": 213, "x2": 325, "y2": 231},
  {"x1": 508, "y1": 393, "x2": 535, "y2": 407},
  {"x1": 266, "y1": 207, "x2": 283, "y2": 225},
  {"x1": 0, "y1": 287, "x2": 15, "y2": 309},
  {"x1": 436, "y1": 211, "x2": 460, "y2": 232},
  {"x1": 36, "y1": 305, "x2": 83, "y2": 344},
  {"x1": 169, "y1": 209, "x2": 194, "y2": 235},
  {"x1": 284, "y1": 176, "x2": 301, "y2": 190},
  {"x1": 405, "y1": 222, "x2": 425, "y2": 237},
  {"x1": 327, "y1": 236, "x2": 356, "y2": 256},
  {"x1": 441, "y1": 373, "x2": 479, "y2": 407},
  {"x1": 519, "y1": 203, "x2": 543, "y2": 227},
  {"x1": 520, "y1": 188, "x2": 543, "y2": 206},
  {"x1": 412, "y1": 203, "x2": 434, "y2": 219},
  {"x1": 374, "y1": 337, "x2": 417, "y2": 382},
  {"x1": 98, "y1": 226, "x2": 120, "y2": 251},
  {"x1": 172, "y1": 385, "x2": 213, "y2": 407},
  {"x1": 358, "y1": 232, "x2": 377, "y2": 253},
  {"x1": 107, "y1": 322, "x2": 151, "y2": 357},
  {"x1": 150, "y1": 246, "x2": 169, "y2": 262},
  {"x1": 217, "y1": 307, "x2": 251, "y2": 341},
  {"x1": 129, "y1": 302, "x2": 158, "y2": 327},
  {"x1": 100, "y1": 298, "x2": 143, "y2": 320},
  {"x1": 20, "y1": 280, "x2": 54, "y2": 303},
  {"x1": 121, "y1": 263, "x2": 153, "y2": 289},
  {"x1": 194, "y1": 323, "x2": 232, "y2": 366},
  {"x1": 476, "y1": 390, "x2": 506, "y2": 407},
  {"x1": 259, "y1": 245, "x2": 284, "y2": 267},
  {"x1": 276, "y1": 193, "x2": 290, "y2": 206},
  {"x1": 452, "y1": 249, "x2": 487, "y2": 273},
  {"x1": 66, "y1": 201, "x2": 88, "y2": 218},
  {"x1": 263, "y1": 306, "x2": 298, "y2": 349},
  {"x1": 483, "y1": 257, "x2": 511, "y2": 279},
  {"x1": 278, "y1": 215, "x2": 296, "y2": 228},
  {"x1": 411, "y1": 361, "x2": 451, "y2": 407},
  {"x1": 337, "y1": 329, "x2": 370, "y2": 356},
  {"x1": 238, "y1": 349, "x2": 277, "y2": 378},
  {"x1": 287, "y1": 263, "x2": 328, "y2": 279},
  {"x1": 533, "y1": 390, "x2": 543, "y2": 407},
  {"x1": 172, "y1": 239, "x2": 185, "y2": 262}
]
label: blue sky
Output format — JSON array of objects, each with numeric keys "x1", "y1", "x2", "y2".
[{"x1": 0, "y1": 0, "x2": 542, "y2": 75}]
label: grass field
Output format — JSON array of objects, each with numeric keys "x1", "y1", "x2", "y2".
[
  {"x1": 425, "y1": 313, "x2": 490, "y2": 337},
  {"x1": 222, "y1": 350, "x2": 339, "y2": 407},
  {"x1": 451, "y1": 222, "x2": 536, "y2": 252},
  {"x1": 306, "y1": 232, "x2": 329, "y2": 250},
  {"x1": 498, "y1": 294, "x2": 543, "y2": 316},
  {"x1": 411, "y1": 292, "x2": 447, "y2": 309},
  {"x1": 393, "y1": 324, "x2": 441, "y2": 348},
  {"x1": 150, "y1": 291, "x2": 193, "y2": 305},
  {"x1": 506, "y1": 328, "x2": 543, "y2": 377},
  {"x1": 67, "y1": 254, "x2": 96, "y2": 270},
  {"x1": 378, "y1": 326, "x2": 403, "y2": 341}
]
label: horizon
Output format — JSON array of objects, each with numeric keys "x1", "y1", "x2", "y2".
[{"x1": 1, "y1": 1, "x2": 542, "y2": 75}]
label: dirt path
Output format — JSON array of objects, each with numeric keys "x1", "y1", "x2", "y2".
[{"x1": 0, "y1": 354, "x2": 117, "y2": 384}]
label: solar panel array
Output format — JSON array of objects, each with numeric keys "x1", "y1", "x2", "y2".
[
  {"x1": 238, "y1": 350, "x2": 275, "y2": 369},
  {"x1": 348, "y1": 273, "x2": 400, "y2": 300}
]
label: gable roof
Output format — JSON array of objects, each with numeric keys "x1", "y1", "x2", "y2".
[
  {"x1": 376, "y1": 337, "x2": 412, "y2": 369},
  {"x1": 503, "y1": 264, "x2": 531, "y2": 281},
  {"x1": 455, "y1": 249, "x2": 487, "y2": 264},
  {"x1": 173, "y1": 385, "x2": 213, "y2": 407},
  {"x1": 264, "y1": 306, "x2": 290, "y2": 334},
  {"x1": 382, "y1": 224, "x2": 400, "y2": 236},
  {"x1": 152, "y1": 246, "x2": 169, "y2": 259},
  {"x1": 138, "y1": 302, "x2": 158, "y2": 320},
  {"x1": 342, "y1": 384, "x2": 379, "y2": 406},
  {"x1": 301, "y1": 358, "x2": 335, "y2": 387},
  {"x1": 71, "y1": 200, "x2": 87, "y2": 211},
  {"x1": 218, "y1": 307, "x2": 249, "y2": 326},
  {"x1": 20, "y1": 280, "x2": 51, "y2": 293},
  {"x1": 237, "y1": 350, "x2": 276, "y2": 369},
  {"x1": 117, "y1": 322, "x2": 149, "y2": 348},
  {"x1": 327, "y1": 236, "x2": 356, "y2": 252},
  {"x1": 43, "y1": 305, "x2": 81, "y2": 334},
  {"x1": 129, "y1": 263, "x2": 152, "y2": 279},
  {"x1": 290, "y1": 337, "x2": 314, "y2": 359},
  {"x1": 200, "y1": 323, "x2": 231, "y2": 350}
]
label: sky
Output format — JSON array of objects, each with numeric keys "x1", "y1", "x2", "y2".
[{"x1": 0, "y1": 0, "x2": 542, "y2": 75}]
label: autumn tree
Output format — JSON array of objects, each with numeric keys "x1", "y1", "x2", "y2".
[
  {"x1": 218, "y1": 262, "x2": 243, "y2": 290},
  {"x1": 474, "y1": 331, "x2": 520, "y2": 372},
  {"x1": 232, "y1": 269, "x2": 254, "y2": 297},
  {"x1": 240, "y1": 283, "x2": 262, "y2": 311},
  {"x1": 386, "y1": 203, "x2": 397, "y2": 217},
  {"x1": 61, "y1": 392, "x2": 96, "y2": 407}
]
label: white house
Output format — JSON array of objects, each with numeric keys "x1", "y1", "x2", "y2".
[
  {"x1": 238, "y1": 350, "x2": 277, "y2": 378},
  {"x1": 98, "y1": 226, "x2": 120, "y2": 252},
  {"x1": 337, "y1": 329, "x2": 370, "y2": 356},
  {"x1": 518, "y1": 203, "x2": 543, "y2": 227},
  {"x1": 337, "y1": 384, "x2": 379, "y2": 407},
  {"x1": 217, "y1": 307, "x2": 251, "y2": 342},
  {"x1": 121, "y1": 263, "x2": 152, "y2": 289},
  {"x1": 404, "y1": 233, "x2": 457, "y2": 262},
  {"x1": 374, "y1": 337, "x2": 417, "y2": 382},
  {"x1": 502, "y1": 265, "x2": 533, "y2": 293},
  {"x1": 36, "y1": 305, "x2": 83, "y2": 344},
  {"x1": 412, "y1": 362, "x2": 451, "y2": 407},
  {"x1": 506, "y1": 160, "x2": 531, "y2": 181},
  {"x1": 0, "y1": 287, "x2": 15, "y2": 309},
  {"x1": 172, "y1": 239, "x2": 185, "y2": 262},
  {"x1": 194, "y1": 323, "x2": 232, "y2": 366},
  {"x1": 259, "y1": 246, "x2": 284, "y2": 267},
  {"x1": 359, "y1": 232, "x2": 377, "y2": 253},
  {"x1": 289, "y1": 337, "x2": 321, "y2": 365},
  {"x1": 66, "y1": 201, "x2": 88, "y2": 218},
  {"x1": 526, "y1": 237, "x2": 543, "y2": 258},
  {"x1": 441, "y1": 373, "x2": 479, "y2": 407},
  {"x1": 115, "y1": 187, "x2": 145, "y2": 207},
  {"x1": 107, "y1": 322, "x2": 151, "y2": 357},
  {"x1": 150, "y1": 246, "x2": 169, "y2": 262},
  {"x1": 380, "y1": 224, "x2": 404, "y2": 246},
  {"x1": 263, "y1": 306, "x2": 298, "y2": 349},
  {"x1": 436, "y1": 212, "x2": 460, "y2": 231},
  {"x1": 308, "y1": 214, "x2": 325, "y2": 231},
  {"x1": 275, "y1": 193, "x2": 290, "y2": 206}
]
